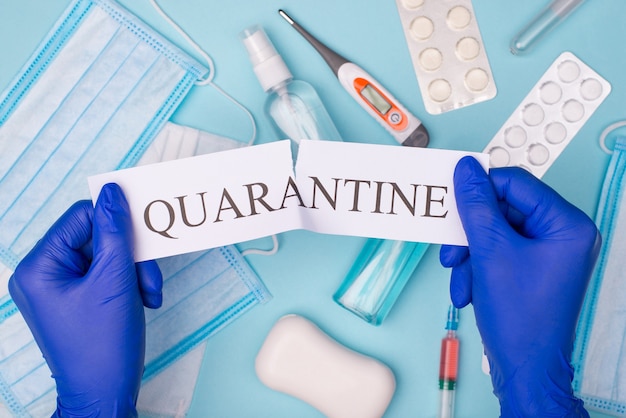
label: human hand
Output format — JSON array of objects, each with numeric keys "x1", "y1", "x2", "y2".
[
  {"x1": 9, "y1": 183, "x2": 163, "y2": 417},
  {"x1": 440, "y1": 157, "x2": 599, "y2": 417}
]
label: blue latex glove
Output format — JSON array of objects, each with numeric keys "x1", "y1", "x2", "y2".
[
  {"x1": 440, "y1": 157, "x2": 600, "y2": 417},
  {"x1": 9, "y1": 183, "x2": 163, "y2": 417}
]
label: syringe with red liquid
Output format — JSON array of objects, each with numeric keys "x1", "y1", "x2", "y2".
[{"x1": 439, "y1": 305, "x2": 459, "y2": 418}]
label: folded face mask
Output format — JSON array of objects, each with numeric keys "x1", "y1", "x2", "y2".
[
  {"x1": 0, "y1": 244, "x2": 271, "y2": 418},
  {"x1": 0, "y1": 299, "x2": 58, "y2": 417},
  {"x1": 137, "y1": 121, "x2": 246, "y2": 166},
  {"x1": 135, "y1": 123, "x2": 266, "y2": 418},
  {"x1": 137, "y1": 341, "x2": 207, "y2": 418},
  {"x1": 144, "y1": 245, "x2": 271, "y2": 380},
  {"x1": 0, "y1": 123, "x2": 270, "y2": 417},
  {"x1": 0, "y1": 0, "x2": 206, "y2": 414},
  {"x1": 0, "y1": 0, "x2": 208, "y2": 270},
  {"x1": 0, "y1": 0, "x2": 273, "y2": 416},
  {"x1": 573, "y1": 136, "x2": 626, "y2": 416}
]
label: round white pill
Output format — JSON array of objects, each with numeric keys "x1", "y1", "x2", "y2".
[
  {"x1": 522, "y1": 103, "x2": 545, "y2": 126},
  {"x1": 428, "y1": 79, "x2": 451, "y2": 102},
  {"x1": 489, "y1": 147, "x2": 510, "y2": 167},
  {"x1": 545, "y1": 122, "x2": 567, "y2": 144},
  {"x1": 562, "y1": 99, "x2": 585, "y2": 122},
  {"x1": 465, "y1": 68, "x2": 489, "y2": 92},
  {"x1": 580, "y1": 78, "x2": 603, "y2": 101},
  {"x1": 456, "y1": 37, "x2": 480, "y2": 61},
  {"x1": 419, "y1": 48, "x2": 443, "y2": 71},
  {"x1": 504, "y1": 125, "x2": 527, "y2": 148},
  {"x1": 539, "y1": 82, "x2": 562, "y2": 105},
  {"x1": 447, "y1": 6, "x2": 472, "y2": 30},
  {"x1": 528, "y1": 144, "x2": 550, "y2": 166},
  {"x1": 410, "y1": 16, "x2": 434, "y2": 40},
  {"x1": 558, "y1": 60, "x2": 580, "y2": 83},
  {"x1": 401, "y1": 0, "x2": 425, "y2": 9}
]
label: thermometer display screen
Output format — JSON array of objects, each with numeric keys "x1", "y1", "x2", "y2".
[{"x1": 360, "y1": 84, "x2": 392, "y2": 115}]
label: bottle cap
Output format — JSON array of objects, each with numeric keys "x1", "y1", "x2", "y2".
[{"x1": 240, "y1": 25, "x2": 292, "y2": 92}]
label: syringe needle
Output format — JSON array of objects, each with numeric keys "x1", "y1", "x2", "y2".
[{"x1": 439, "y1": 305, "x2": 459, "y2": 418}]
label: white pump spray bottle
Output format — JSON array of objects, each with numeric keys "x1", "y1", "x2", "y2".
[{"x1": 240, "y1": 25, "x2": 342, "y2": 156}]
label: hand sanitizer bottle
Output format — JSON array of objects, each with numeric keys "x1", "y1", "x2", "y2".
[
  {"x1": 333, "y1": 239, "x2": 430, "y2": 325},
  {"x1": 240, "y1": 25, "x2": 342, "y2": 156},
  {"x1": 242, "y1": 26, "x2": 422, "y2": 327}
]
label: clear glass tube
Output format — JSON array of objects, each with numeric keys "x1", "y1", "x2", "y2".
[
  {"x1": 333, "y1": 239, "x2": 429, "y2": 325},
  {"x1": 510, "y1": 0, "x2": 585, "y2": 55}
]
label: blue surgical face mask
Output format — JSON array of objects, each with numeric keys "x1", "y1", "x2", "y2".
[
  {"x1": 0, "y1": 123, "x2": 271, "y2": 416},
  {"x1": 137, "y1": 122, "x2": 246, "y2": 166},
  {"x1": 0, "y1": 296, "x2": 57, "y2": 417},
  {"x1": 144, "y1": 245, "x2": 271, "y2": 380},
  {"x1": 0, "y1": 0, "x2": 208, "y2": 270},
  {"x1": 0, "y1": 0, "x2": 273, "y2": 416},
  {"x1": 573, "y1": 135, "x2": 626, "y2": 416},
  {"x1": 0, "y1": 243, "x2": 271, "y2": 418},
  {"x1": 0, "y1": 0, "x2": 207, "y2": 414},
  {"x1": 135, "y1": 122, "x2": 268, "y2": 417}
]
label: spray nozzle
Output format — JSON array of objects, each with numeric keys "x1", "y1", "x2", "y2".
[{"x1": 240, "y1": 25, "x2": 292, "y2": 92}]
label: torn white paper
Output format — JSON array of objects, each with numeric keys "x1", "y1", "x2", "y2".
[
  {"x1": 89, "y1": 140, "x2": 300, "y2": 261},
  {"x1": 295, "y1": 140, "x2": 483, "y2": 245},
  {"x1": 88, "y1": 140, "x2": 488, "y2": 261}
]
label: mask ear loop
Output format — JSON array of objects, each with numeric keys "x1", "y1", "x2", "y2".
[
  {"x1": 240, "y1": 235, "x2": 280, "y2": 257},
  {"x1": 599, "y1": 120, "x2": 626, "y2": 155},
  {"x1": 149, "y1": 0, "x2": 256, "y2": 147},
  {"x1": 150, "y1": 0, "x2": 279, "y2": 256}
]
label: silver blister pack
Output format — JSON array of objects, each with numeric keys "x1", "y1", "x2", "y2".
[
  {"x1": 394, "y1": 0, "x2": 497, "y2": 114},
  {"x1": 484, "y1": 52, "x2": 611, "y2": 179}
]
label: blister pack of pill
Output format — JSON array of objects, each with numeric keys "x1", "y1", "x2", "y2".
[
  {"x1": 394, "y1": 0, "x2": 497, "y2": 115},
  {"x1": 484, "y1": 52, "x2": 611, "y2": 179}
]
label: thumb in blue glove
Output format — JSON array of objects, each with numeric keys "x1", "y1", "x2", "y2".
[
  {"x1": 9, "y1": 183, "x2": 163, "y2": 417},
  {"x1": 440, "y1": 157, "x2": 600, "y2": 417}
]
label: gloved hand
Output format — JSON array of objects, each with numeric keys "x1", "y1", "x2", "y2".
[
  {"x1": 440, "y1": 157, "x2": 600, "y2": 417},
  {"x1": 9, "y1": 183, "x2": 163, "y2": 417}
]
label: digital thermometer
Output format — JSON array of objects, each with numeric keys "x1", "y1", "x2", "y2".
[{"x1": 279, "y1": 10, "x2": 429, "y2": 148}]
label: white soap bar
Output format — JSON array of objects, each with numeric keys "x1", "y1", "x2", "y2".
[{"x1": 255, "y1": 315, "x2": 396, "y2": 418}]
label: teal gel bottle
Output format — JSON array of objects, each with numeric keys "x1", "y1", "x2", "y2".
[{"x1": 334, "y1": 239, "x2": 430, "y2": 325}]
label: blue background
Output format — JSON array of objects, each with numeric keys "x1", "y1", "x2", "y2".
[{"x1": 1, "y1": 0, "x2": 625, "y2": 417}]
